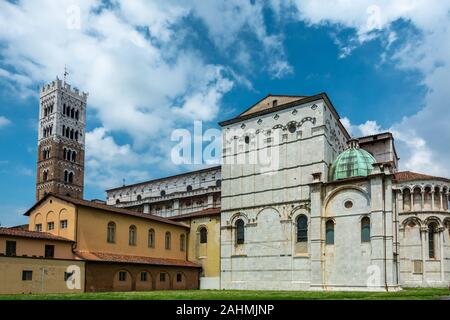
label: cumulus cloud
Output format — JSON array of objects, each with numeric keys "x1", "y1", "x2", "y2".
[
  {"x1": 289, "y1": 0, "x2": 450, "y2": 177},
  {"x1": 0, "y1": 116, "x2": 11, "y2": 128}
]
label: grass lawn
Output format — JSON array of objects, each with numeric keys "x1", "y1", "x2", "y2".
[{"x1": 0, "y1": 288, "x2": 449, "y2": 300}]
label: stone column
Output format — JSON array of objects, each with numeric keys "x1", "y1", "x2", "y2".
[
  {"x1": 440, "y1": 191, "x2": 443, "y2": 211},
  {"x1": 309, "y1": 182, "x2": 324, "y2": 289},
  {"x1": 397, "y1": 190, "x2": 403, "y2": 214},
  {"x1": 420, "y1": 227, "x2": 428, "y2": 285},
  {"x1": 439, "y1": 227, "x2": 445, "y2": 282},
  {"x1": 421, "y1": 190, "x2": 425, "y2": 211},
  {"x1": 431, "y1": 191, "x2": 435, "y2": 211},
  {"x1": 411, "y1": 190, "x2": 414, "y2": 211}
]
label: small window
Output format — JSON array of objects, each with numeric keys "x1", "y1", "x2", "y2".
[
  {"x1": 140, "y1": 272, "x2": 148, "y2": 282},
  {"x1": 180, "y1": 234, "x2": 186, "y2": 252},
  {"x1": 137, "y1": 195, "x2": 142, "y2": 201},
  {"x1": 47, "y1": 222, "x2": 54, "y2": 231},
  {"x1": 165, "y1": 232, "x2": 171, "y2": 250},
  {"x1": 235, "y1": 219, "x2": 245, "y2": 245},
  {"x1": 244, "y1": 136, "x2": 250, "y2": 144},
  {"x1": 177, "y1": 273, "x2": 182, "y2": 282},
  {"x1": 428, "y1": 223, "x2": 437, "y2": 259},
  {"x1": 186, "y1": 185, "x2": 193, "y2": 192},
  {"x1": 35, "y1": 224, "x2": 42, "y2": 232},
  {"x1": 199, "y1": 227, "x2": 208, "y2": 244},
  {"x1": 118, "y1": 271, "x2": 127, "y2": 282},
  {"x1": 160, "y1": 273, "x2": 166, "y2": 282},
  {"x1": 148, "y1": 229, "x2": 155, "y2": 248},
  {"x1": 45, "y1": 245, "x2": 55, "y2": 258},
  {"x1": 345, "y1": 201, "x2": 353, "y2": 209},
  {"x1": 60, "y1": 220, "x2": 68, "y2": 229},
  {"x1": 129, "y1": 225, "x2": 137, "y2": 246},
  {"x1": 107, "y1": 222, "x2": 116, "y2": 243},
  {"x1": 325, "y1": 220, "x2": 335, "y2": 245},
  {"x1": 6, "y1": 241, "x2": 16, "y2": 256},
  {"x1": 160, "y1": 190, "x2": 166, "y2": 197},
  {"x1": 22, "y1": 271, "x2": 33, "y2": 281},
  {"x1": 216, "y1": 180, "x2": 221, "y2": 188},
  {"x1": 296, "y1": 215, "x2": 308, "y2": 242},
  {"x1": 361, "y1": 217, "x2": 371, "y2": 243},
  {"x1": 288, "y1": 123, "x2": 296, "y2": 133}
]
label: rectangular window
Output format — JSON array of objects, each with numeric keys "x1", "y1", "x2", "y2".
[
  {"x1": 140, "y1": 272, "x2": 147, "y2": 282},
  {"x1": 176, "y1": 273, "x2": 182, "y2": 282},
  {"x1": 60, "y1": 220, "x2": 68, "y2": 229},
  {"x1": 6, "y1": 240, "x2": 16, "y2": 256},
  {"x1": 35, "y1": 224, "x2": 42, "y2": 232},
  {"x1": 45, "y1": 245, "x2": 55, "y2": 258},
  {"x1": 160, "y1": 273, "x2": 166, "y2": 282},
  {"x1": 119, "y1": 271, "x2": 127, "y2": 282},
  {"x1": 22, "y1": 270, "x2": 33, "y2": 281},
  {"x1": 47, "y1": 222, "x2": 55, "y2": 231}
]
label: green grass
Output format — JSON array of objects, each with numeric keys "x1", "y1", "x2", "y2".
[{"x1": 0, "y1": 288, "x2": 449, "y2": 300}]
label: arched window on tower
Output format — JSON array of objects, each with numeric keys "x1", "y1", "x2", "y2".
[
  {"x1": 235, "y1": 219, "x2": 245, "y2": 245},
  {"x1": 186, "y1": 185, "x2": 193, "y2": 192},
  {"x1": 62, "y1": 125, "x2": 65, "y2": 135},
  {"x1": 107, "y1": 222, "x2": 116, "y2": 243},
  {"x1": 137, "y1": 195, "x2": 142, "y2": 201},
  {"x1": 71, "y1": 108, "x2": 75, "y2": 118},
  {"x1": 325, "y1": 220, "x2": 335, "y2": 245},
  {"x1": 72, "y1": 151, "x2": 76, "y2": 162},
  {"x1": 43, "y1": 170, "x2": 48, "y2": 182},
  {"x1": 66, "y1": 127, "x2": 70, "y2": 138},
  {"x1": 361, "y1": 217, "x2": 371, "y2": 243},
  {"x1": 63, "y1": 148, "x2": 67, "y2": 160},
  {"x1": 68, "y1": 172, "x2": 74, "y2": 183},
  {"x1": 75, "y1": 110, "x2": 79, "y2": 120},
  {"x1": 64, "y1": 170, "x2": 68, "y2": 183},
  {"x1": 296, "y1": 215, "x2": 308, "y2": 243},
  {"x1": 70, "y1": 129, "x2": 74, "y2": 140},
  {"x1": 75, "y1": 131, "x2": 79, "y2": 141}
]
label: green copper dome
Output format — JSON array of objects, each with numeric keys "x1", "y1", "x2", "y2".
[{"x1": 329, "y1": 140, "x2": 376, "y2": 181}]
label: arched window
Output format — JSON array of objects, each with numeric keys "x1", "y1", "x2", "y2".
[
  {"x1": 180, "y1": 234, "x2": 186, "y2": 251},
  {"x1": 64, "y1": 170, "x2": 68, "y2": 183},
  {"x1": 75, "y1": 110, "x2": 79, "y2": 120},
  {"x1": 68, "y1": 172, "x2": 74, "y2": 183},
  {"x1": 129, "y1": 225, "x2": 137, "y2": 246},
  {"x1": 107, "y1": 222, "x2": 116, "y2": 243},
  {"x1": 325, "y1": 220, "x2": 335, "y2": 245},
  {"x1": 428, "y1": 223, "x2": 437, "y2": 259},
  {"x1": 72, "y1": 151, "x2": 76, "y2": 162},
  {"x1": 148, "y1": 229, "x2": 155, "y2": 248},
  {"x1": 43, "y1": 170, "x2": 48, "y2": 182},
  {"x1": 186, "y1": 185, "x2": 193, "y2": 192},
  {"x1": 116, "y1": 199, "x2": 120, "y2": 205},
  {"x1": 63, "y1": 104, "x2": 66, "y2": 114},
  {"x1": 70, "y1": 129, "x2": 74, "y2": 140},
  {"x1": 199, "y1": 227, "x2": 208, "y2": 244},
  {"x1": 75, "y1": 131, "x2": 78, "y2": 141},
  {"x1": 71, "y1": 108, "x2": 75, "y2": 118},
  {"x1": 216, "y1": 180, "x2": 221, "y2": 188},
  {"x1": 62, "y1": 125, "x2": 65, "y2": 135},
  {"x1": 235, "y1": 219, "x2": 245, "y2": 245},
  {"x1": 361, "y1": 217, "x2": 371, "y2": 243},
  {"x1": 296, "y1": 215, "x2": 308, "y2": 242},
  {"x1": 165, "y1": 232, "x2": 171, "y2": 249},
  {"x1": 160, "y1": 190, "x2": 166, "y2": 197},
  {"x1": 65, "y1": 127, "x2": 70, "y2": 138},
  {"x1": 137, "y1": 195, "x2": 142, "y2": 201}
]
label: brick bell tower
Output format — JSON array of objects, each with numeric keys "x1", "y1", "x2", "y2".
[{"x1": 36, "y1": 77, "x2": 88, "y2": 201}]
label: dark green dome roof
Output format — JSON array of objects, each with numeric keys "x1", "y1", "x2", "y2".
[{"x1": 329, "y1": 140, "x2": 376, "y2": 181}]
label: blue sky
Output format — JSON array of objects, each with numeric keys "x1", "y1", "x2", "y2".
[{"x1": 1, "y1": 0, "x2": 449, "y2": 226}]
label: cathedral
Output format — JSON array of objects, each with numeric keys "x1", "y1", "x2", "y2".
[{"x1": 1, "y1": 79, "x2": 449, "y2": 294}]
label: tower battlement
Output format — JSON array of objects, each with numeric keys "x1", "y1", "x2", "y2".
[{"x1": 40, "y1": 78, "x2": 88, "y2": 101}]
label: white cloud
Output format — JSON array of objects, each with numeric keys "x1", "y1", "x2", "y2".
[
  {"x1": 289, "y1": 0, "x2": 450, "y2": 177},
  {"x1": 0, "y1": 116, "x2": 11, "y2": 128}
]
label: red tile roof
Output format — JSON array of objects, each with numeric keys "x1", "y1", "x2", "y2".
[
  {"x1": 168, "y1": 208, "x2": 221, "y2": 221},
  {"x1": 0, "y1": 227, "x2": 74, "y2": 242},
  {"x1": 24, "y1": 193, "x2": 188, "y2": 228},
  {"x1": 394, "y1": 171, "x2": 450, "y2": 183},
  {"x1": 75, "y1": 251, "x2": 201, "y2": 268}
]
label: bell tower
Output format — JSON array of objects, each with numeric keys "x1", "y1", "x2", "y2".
[{"x1": 36, "y1": 77, "x2": 88, "y2": 201}]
